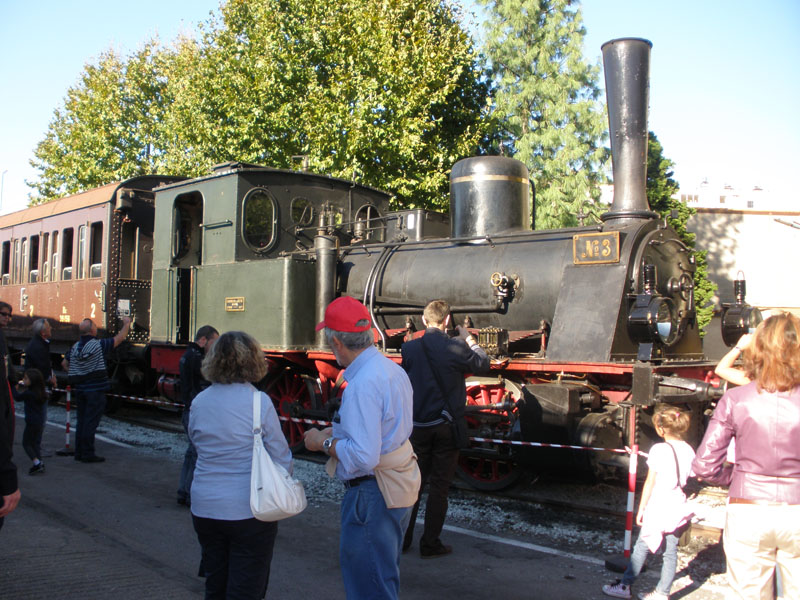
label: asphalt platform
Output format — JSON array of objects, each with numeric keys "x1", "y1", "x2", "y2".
[{"x1": 1, "y1": 414, "x2": 728, "y2": 600}]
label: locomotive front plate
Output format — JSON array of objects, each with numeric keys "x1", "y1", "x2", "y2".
[{"x1": 572, "y1": 231, "x2": 620, "y2": 265}]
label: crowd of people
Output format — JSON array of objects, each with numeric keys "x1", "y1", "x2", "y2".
[{"x1": 0, "y1": 298, "x2": 798, "y2": 600}]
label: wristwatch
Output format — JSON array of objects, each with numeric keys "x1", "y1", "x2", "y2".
[{"x1": 322, "y1": 437, "x2": 334, "y2": 455}]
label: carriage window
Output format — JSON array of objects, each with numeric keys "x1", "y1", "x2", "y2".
[
  {"x1": 61, "y1": 228, "x2": 74, "y2": 280},
  {"x1": 76, "y1": 225, "x2": 86, "y2": 279},
  {"x1": 89, "y1": 222, "x2": 103, "y2": 278},
  {"x1": 19, "y1": 238, "x2": 27, "y2": 284},
  {"x1": 242, "y1": 188, "x2": 277, "y2": 253},
  {"x1": 1, "y1": 242, "x2": 9, "y2": 285},
  {"x1": 50, "y1": 230, "x2": 59, "y2": 282},
  {"x1": 41, "y1": 233, "x2": 49, "y2": 282},
  {"x1": 28, "y1": 234, "x2": 40, "y2": 283},
  {"x1": 290, "y1": 197, "x2": 314, "y2": 227}
]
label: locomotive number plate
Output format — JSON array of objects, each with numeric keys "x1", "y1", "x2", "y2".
[
  {"x1": 225, "y1": 297, "x2": 245, "y2": 311},
  {"x1": 573, "y1": 231, "x2": 620, "y2": 265}
]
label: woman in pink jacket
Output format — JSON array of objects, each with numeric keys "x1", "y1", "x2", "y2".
[{"x1": 693, "y1": 312, "x2": 800, "y2": 600}]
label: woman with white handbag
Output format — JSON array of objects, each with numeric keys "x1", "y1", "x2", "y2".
[{"x1": 189, "y1": 331, "x2": 294, "y2": 599}]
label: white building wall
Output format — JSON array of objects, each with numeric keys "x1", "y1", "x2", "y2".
[{"x1": 688, "y1": 208, "x2": 799, "y2": 313}]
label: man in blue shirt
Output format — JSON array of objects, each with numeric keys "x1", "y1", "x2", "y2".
[
  {"x1": 305, "y1": 296, "x2": 415, "y2": 600},
  {"x1": 62, "y1": 316, "x2": 131, "y2": 463}
]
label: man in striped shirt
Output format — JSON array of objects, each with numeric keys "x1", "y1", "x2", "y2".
[{"x1": 62, "y1": 316, "x2": 131, "y2": 463}]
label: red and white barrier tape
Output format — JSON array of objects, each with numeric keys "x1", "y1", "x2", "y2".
[{"x1": 53, "y1": 388, "x2": 183, "y2": 409}]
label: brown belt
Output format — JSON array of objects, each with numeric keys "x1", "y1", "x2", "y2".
[{"x1": 729, "y1": 497, "x2": 799, "y2": 506}]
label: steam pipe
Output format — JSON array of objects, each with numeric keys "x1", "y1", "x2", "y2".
[
  {"x1": 314, "y1": 235, "x2": 337, "y2": 348},
  {"x1": 600, "y1": 38, "x2": 658, "y2": 223}
]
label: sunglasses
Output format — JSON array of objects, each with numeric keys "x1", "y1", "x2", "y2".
[{"x1": 0, "y1": 312, "x2": 11, "y2": 317}]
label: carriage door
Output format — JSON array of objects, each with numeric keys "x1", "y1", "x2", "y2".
[{"x1": 172, "y1": 192, "x2": 203, "y2": 344}]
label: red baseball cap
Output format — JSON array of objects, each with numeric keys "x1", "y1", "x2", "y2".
[{"x1": 315, "y1": 296, "x2": 372, "y2": 332}]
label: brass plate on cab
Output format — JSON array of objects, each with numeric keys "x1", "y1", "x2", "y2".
[
  {"x1": 573, "y1": 231, "x2": 620, "y2": 264},
  {"x1": 225, "y1": 297, "x2": 245, "y2": 312}
]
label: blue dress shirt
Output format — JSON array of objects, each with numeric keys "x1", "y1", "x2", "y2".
[{"x1": 332, "y1": 346, "x2": 413, "y2": 480}]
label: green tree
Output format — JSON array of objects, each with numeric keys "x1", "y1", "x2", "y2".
[
  {"x1": 646, "y1": 132, "x2": 716, "y2": 335},
  {"x1": 28, "y1": 41, "x2": 171, "y2": 202},
  {"x1": 160, "y1": 0, "x2": 493, "y2": 209},
  {"x1": 29, "y1": 0, "x2": 492, "y2": 209},
  {"x1": 478, "y1": 0, "x2": 608, "y2": 229}
]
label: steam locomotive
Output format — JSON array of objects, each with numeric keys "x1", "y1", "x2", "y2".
[{"x1": 0, "y1": 38, "x2": 759, "y2": 489}]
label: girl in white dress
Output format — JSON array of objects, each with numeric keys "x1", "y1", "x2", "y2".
[{"x1": 602, "y1": 404, "x2": 696, "y2": 600}]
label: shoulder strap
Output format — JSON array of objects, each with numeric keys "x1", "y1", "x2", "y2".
[
  {"x1": 252, "y1": 389, "x2": 261, "y2": 434},
  {"x1": 667, "y1": 442, "x2": 682, "y2": 488}
]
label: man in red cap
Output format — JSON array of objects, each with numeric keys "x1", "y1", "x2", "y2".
[{"x1": 305, "y1": 296, "x2": 419, "y2": 600}]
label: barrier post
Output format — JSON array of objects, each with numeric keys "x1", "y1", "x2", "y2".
[
  {"x1": 605, "y1": 404, "x2": 640, "y2": 572},
  {"x1": 55, "y1": 386, "x2": 75, "y2": 456}
]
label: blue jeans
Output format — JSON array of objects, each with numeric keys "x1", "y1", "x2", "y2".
[
  {"x1": 622, "y1": 526, "x2": 686, "y2": 595},
  {"x1": 340, "y1": 478, "x2": 411, "y2": 600},
  {"x1": 178, "y1": 409, "x2": 196, "y2": 501},
  {"x1": 74, "y1": 389, "x2": 106, "y2": 459}
]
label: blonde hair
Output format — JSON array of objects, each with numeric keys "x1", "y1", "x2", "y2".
[
  {"x1": 653, "y1": 403, "x2": 691, "y2": 439},
  {"x1": 423, "y1": 300, "x2": 450, "y2": 327},
  {"x1": 201, "y1": 331, "x2": 268, "y2": 384},
  {"x1": 743, "y1": 312, "x2": 800, "y2": 393}
]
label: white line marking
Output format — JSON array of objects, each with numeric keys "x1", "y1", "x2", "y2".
[
  {"x1": 441, "y1": 523, "x2": 605, "y2": 566},
  {"x1": 16, "y1": 412, "x2": 137, "y2": 449}
]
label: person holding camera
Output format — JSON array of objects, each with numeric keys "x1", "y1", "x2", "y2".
[{"x1": 400, "y1": 299, "x2": 489, "y2": 558}]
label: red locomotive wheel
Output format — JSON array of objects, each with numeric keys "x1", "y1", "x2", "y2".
[
  {"x1": 455, "y1": 378, "x2": 524, "y2": 491},
  {"x1": 267, "y1": 370, "x2": 315, "y2": 452}
]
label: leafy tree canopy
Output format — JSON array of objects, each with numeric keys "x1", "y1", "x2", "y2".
[
  {"x1": 478, "y1": 0, "x2": 608, "y2": 229},
  {"x1": 29, "y1": 0, "x2": 492, "y2": 209},
  {"x1": 28, "y1": 41, "x2": 171, "y2": 202}
]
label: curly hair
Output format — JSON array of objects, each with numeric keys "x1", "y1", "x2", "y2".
[
  {"x1": 743, "y1": 312, "x2": 800, "y2": 393},
  {"x1": 201, "y1": 331, "x2": 268, "y2": 384},
  {"x1": 652, "y1": 403, "x2": 691, "y2": 439}
]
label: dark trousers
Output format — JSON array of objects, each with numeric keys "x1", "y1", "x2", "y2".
[
  {"x1": 192, "y1": 515, "x2": 278, "y2": 600},
  {"x1": 22, "y1": 422, "x2": 44, "y2": 461},
  {"x1": 74, "y1": 390, "x2": 106, "y2": 460},
  {"x1": 178, "y1": 409, "x2": 197, "y2": 502},
  {"x1": 404, "y1": 422, "x2": 459, "y2": 551}
]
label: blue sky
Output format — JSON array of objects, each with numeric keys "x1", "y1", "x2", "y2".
[{"x1": 1, "y1": 0, "x2": 798, "y2": 215}]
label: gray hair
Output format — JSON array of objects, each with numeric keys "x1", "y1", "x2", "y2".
[
  {"x1": 324, "y1": 320, "x2": 373, "y2": 351},
  {"x1": 32, "y1": 318, "x2": 50, "y2": 336}
]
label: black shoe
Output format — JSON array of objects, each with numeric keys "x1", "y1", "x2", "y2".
[
  {"x1": 80, "y1": 455, "x2": 106, "y2": 463},
  {"x1": 420, "y1": 543, "x2": 452, "y2": 559},
  {"x1": 28, "y1": 463, "x2": 45, "y2": 475}
]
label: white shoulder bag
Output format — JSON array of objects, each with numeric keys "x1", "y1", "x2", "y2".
[{"x1": 250, "y1": 390, "x2": 307, "y2": 521}]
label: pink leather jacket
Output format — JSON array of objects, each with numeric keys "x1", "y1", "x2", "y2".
[{"x1": 692, "y1": 382, "x2": 800, "y2": 504}]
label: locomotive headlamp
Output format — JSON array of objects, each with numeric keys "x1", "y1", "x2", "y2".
[
  {"x1": 720, "y1": 274, "x2": 762, "y2": 346},
  {"x1": 627, "y1": 295, "x2": 678, "y2": 346}
]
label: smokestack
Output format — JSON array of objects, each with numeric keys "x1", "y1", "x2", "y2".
[{"x1": 600, "y1": 38, "x2": 657, "y2": 223}]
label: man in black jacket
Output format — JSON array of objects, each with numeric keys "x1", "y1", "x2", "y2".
[
  {"x1": 177, "y1": 325, "x2": 218, "y2": 507},
  {"x1": 0, "y1": 301, "x2": 19, "y2": 531},
  {"x1": 401, "y1": 299, "x2": 489, "y2": 557}
]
